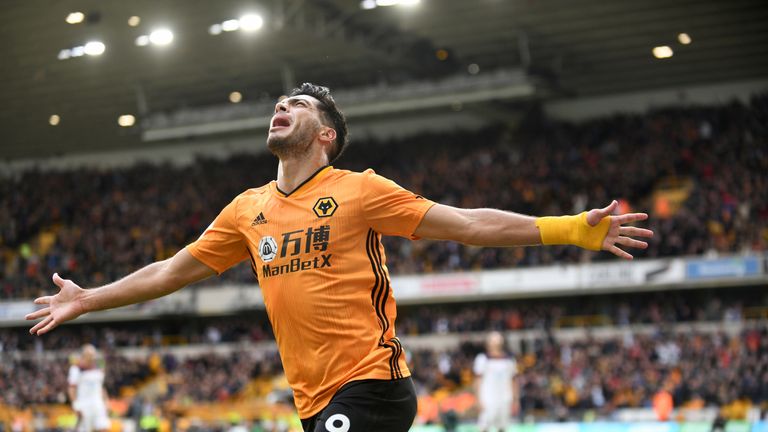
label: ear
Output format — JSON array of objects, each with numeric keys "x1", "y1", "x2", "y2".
[{"x1": 319, "y1": 126, "x2": 337, "y2": 145}]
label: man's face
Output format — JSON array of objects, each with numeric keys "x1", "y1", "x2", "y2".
[
  {"x1": 267, "y1": 95, "x2": 325, "y2": 158},
  {"x1": 486, "y1": 332, "x2": 503, "y2": 352},
  {"x1": 81, "y1": 345, "x2": 96, "y2": 365}
]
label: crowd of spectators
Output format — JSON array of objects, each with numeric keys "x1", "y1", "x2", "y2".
[
  {"x1": 160, "y1": 350, "x2": 284, "y2": 405},
  {"x1": 0, "y1": 348, "x2": 282, "y2": 409},
  {"x1": 0, "y1": 353, "x2": 151, "y2": 408},
  {"x1": 0, "y1": 157, "x2": 259, "y2": 299},
  {"x1": 410, "y1": 323, "x2": 768, "y2": 420},
  {"x1": 396, "y1": 286, "x2": 761, "y2": 335},
  {"x1": 3, "y1": 322, "x2": 766, "y2": 421},
  {"x1": 1, "y1": 95, "x2": 767, "y2": 298},
  {"x1": 2, "y1": 287, "x2": 765, "y2": 418},
  {"x1": 370, "y1": 95, "x2": 768, "y2": 273}
]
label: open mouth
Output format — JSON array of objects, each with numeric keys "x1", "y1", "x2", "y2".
[{"x1": 271, "y1": 115, "x2": 291, "y2": 129}]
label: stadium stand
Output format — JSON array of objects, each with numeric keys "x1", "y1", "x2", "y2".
[
  {"x1": 2, "y1": 96, "x2": 767, "y2": 430},
  {"x1": 2, "y1": 287, "x2": 766, "y2": 423},
  {"x1": 1, "y1": 94, "x2": 766, "y2": 300},
  {"x1": 2, "y1": 318, "x2": 766, "y2": 425}
]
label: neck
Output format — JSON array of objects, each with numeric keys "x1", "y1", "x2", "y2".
[{"x1": 276, "y1": 153, "x2": 329, "y2": 194}]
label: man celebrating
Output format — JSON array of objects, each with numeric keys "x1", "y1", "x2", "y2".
[
  {"x1": 27, "y1": 83, "x2": 652, "y2": 432},
  {"x1": 68, "y1": 344, "x2": 110, "y2": 432}
]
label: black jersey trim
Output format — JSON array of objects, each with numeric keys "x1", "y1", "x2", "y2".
[
  {"x1": 245, "y1": 247, "x2": 259, "y2": 281},
  {"x1": 365, "y1": 229, "x2": 403, "y2": 379},
  {"x1": 366, "y1": 230, "x2": 387, "y2": 335},
  {"x1": 391, "y1": 337, "x2": 404, "y2": 378},
  {"x1": 275, "y1": 165, "x2": 331, "y2": 198},
  {"x1": 370, "y1": 230, "x2": 391, "y2": 335},
  {"x1": 365, "y1": 229, "x2": 394, "y2": 379}
]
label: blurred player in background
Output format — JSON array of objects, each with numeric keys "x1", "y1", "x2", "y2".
[
  {"x1": 473, "y1": 332, "x2": 518, "y2": 432},
  {"x1": 27, "y1": 83, "x2": 652, "y2": 432},
  {"x1": 68, "y1": 344, "x2": 110, "y2": 432}
]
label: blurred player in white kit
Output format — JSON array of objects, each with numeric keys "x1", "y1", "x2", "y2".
[
  {"x1": 68, "y1": 344, "x2": 110, "y2": 432},
  {"x1": 473, "y1": 331, "x2": 519, "y2": 432}
]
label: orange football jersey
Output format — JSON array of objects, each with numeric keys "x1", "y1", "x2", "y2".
[{"x1": 186, "y1": 166, "x2": 435, "y2": 418}]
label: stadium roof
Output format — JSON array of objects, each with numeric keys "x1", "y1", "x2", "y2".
[{"x1": 2, "y1": 0, "x2": 767, "y2": 159}]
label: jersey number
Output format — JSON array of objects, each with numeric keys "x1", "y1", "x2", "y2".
[{"x1": 324, "y1": 414, "x2": 350, "y2": 432}]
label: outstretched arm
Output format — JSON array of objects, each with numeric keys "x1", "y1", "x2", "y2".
[
  {"x1": 26, "y1": 248, "x2": 215, "y2": 335},
  {"x1": 414, "y1": 200, "x2": 653, "y2": 259}
]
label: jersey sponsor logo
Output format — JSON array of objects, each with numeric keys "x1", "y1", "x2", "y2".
[
  {"x1": 313, "y1": 197, "x2": 338, "y2": 218},
  {"x1": 251, "y1": 212, "x2": 268, "y2": 226},
  {"x1": 260, "y1": 225, "x2": 333, "y2": 278},
  {"x1": 262, "y1": 254, "x2": 332, "y2": 278},
  {"x1": 280, "y1": 226, "x2": 330, "y2": 256},
  {"x1": 258, "y1": 236, "x2": 278, "y2": 262}
]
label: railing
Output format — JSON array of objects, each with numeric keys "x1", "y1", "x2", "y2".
[{"x1": 3, "y1": 253, "x2": 765, "y2": 326}]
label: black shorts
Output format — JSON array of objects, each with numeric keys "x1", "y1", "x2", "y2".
[{"x1": 301, "y1": 377, "x2": 417, "y2": 432}]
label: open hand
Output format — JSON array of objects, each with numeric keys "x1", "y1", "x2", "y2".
[
  {"x1": 26, "y1": 273, "x2": 87, "y2": 335},
  {"x1": 586, "y1": 200, "x2": 654, "y2": 260}
]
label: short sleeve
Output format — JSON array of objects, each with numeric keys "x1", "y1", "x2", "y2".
[
  {"x1": 510, "y1": 358, "x2": 517, "y2": 375},
  {"x1": 68, "y1": 365, "x2": 80, "y2": 385},
  {"x1": 186, "y1": 196, "x2": 249, "y2": 274},
  {"x1": 473, "y1": 353, "x2": 487, "y2": 376},
  {"x1": 361, "y1": 170, "x2": 435, "y2": 239}
]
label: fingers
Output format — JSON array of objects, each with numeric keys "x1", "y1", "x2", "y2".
[
  {"x1": 52, "y1": 272, "x2": 66, "y2": 288},
  {"x1": 607, "y1": 245, "x2": 633, "y2": 260},
  {"x1": 619, "y1": 226, "x2": 654, "y2": 238},
  {"x1": 587, "y1": 200, "x2": 618, "y2": 226},
  {"x1": 616, "y1": 236, "x2": 648, "y2": 250},
  {"x1": 30, "y1": 316, "x2": 53, "y2": 335},
  {"x1": 25, "y1": 307, "x2": 51, "y2": 320},
  {"x1": 36, "y1": 317, "x2": 61, "y2": 335},
  {"x1": 613, "y1": 213, "x2": 648, "y2": 225},
  {"x1": 34, "y1": 296, "x2": 53, "y2": 305},
  {"x1": 595, "y1": 202, "x2": 652, "y2": 260},
  {"x1": 28, "y1": 273, "x2": 69, "y2": 335},
  {"x1": 599, "y1": 200, "x2": 618, "y2": 216},
  {"x1": 595, "y1": 200, "x2": 619, "y2": 219}
]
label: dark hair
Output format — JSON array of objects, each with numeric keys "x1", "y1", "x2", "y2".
[{"x1": 289, "y1": 83, "x2": 349, "y2": 163}]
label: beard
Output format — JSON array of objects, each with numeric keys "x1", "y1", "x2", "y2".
[{"x1": 266, "y1": 121, "x2": 319, "y2": 159}]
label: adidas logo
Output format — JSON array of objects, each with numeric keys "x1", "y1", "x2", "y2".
[{"x1": 251, "y1": 212, "x2": 268, "y2": 226}]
